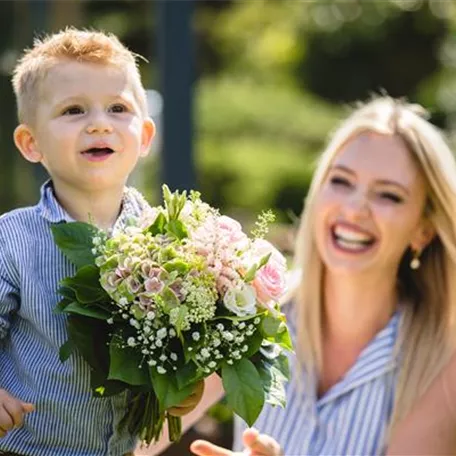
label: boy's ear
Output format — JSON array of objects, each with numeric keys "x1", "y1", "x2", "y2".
[
  {"x1": 139, "y1": 117, "x2": 156, "y2": 158},
  {"x1": 14, "y1": 124, "x2": 43, "y2": 163}
]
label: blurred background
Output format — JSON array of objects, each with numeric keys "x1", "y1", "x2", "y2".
[{"x1": 1, "y1": 0, "x2": 456, "y2": 454}]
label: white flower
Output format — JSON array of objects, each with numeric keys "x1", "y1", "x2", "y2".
[
  {"x1": 169, "y1": 329, "x2": 176, "y2": 337},
  {"x1": 159, "y1": 354, "x2": 167, "y2": 362},
  {"x1": 223, "y1": 332, "x2": 234, "y2": 342},
  {"x1": 127, "y1": 337, "x2": 136, "y2": 347},
  {"x1": 144, "y1": 326, "x2": 151, "y2": 335},
  {"x1": 146, "y1": 311, "x2": 156, "y2": 320},
  {"x1": 148, "y1": 359, "x2": 157, "y2": 366},
  {"x1": 157, "y1": 366, "x2": 167, "y2": 374},
  {"x1": 170, "y1": 353, "x2": 178, "y2": 361},
  {"x1": 213, "y1": 338, "x2": 221, "y2": 348},
  {"x1": 119, "y1": 297, "x2": 128, "y2": 307},
  {"x1": 192, "y1": 332, "x2": 200, "y2": 341},
  {"x1": 201, "y1": 348, "x2": 210, "y2": 358},
  {"x1": 107, "y1": 318, "x2": 114, "y2": 325},
  {"x1": 129, "y1": 319, "x2": 140, "y2": 329},
  {"x1": 157, "y1": 328, "x2": 167, "y2": 339},
  {"x1": 155, "y1": 340, "x2": 163, "y2": 348},
  {"x1": 216, "y1": 324, "x2": 224, "y2": 332},
  {"x1": 223, "y1": 284, "x2": 257, "y2": 317},
  {"x1": 209, "y1": 361, "x2": 217, "y2": 368}
]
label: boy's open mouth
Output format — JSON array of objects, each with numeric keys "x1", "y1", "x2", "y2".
[{"x1": 82, "y1": 147, "x2": 115, "y2": 157}]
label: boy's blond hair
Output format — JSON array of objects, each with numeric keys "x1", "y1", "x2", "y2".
[{"x1": 12, "y1": 27, "x2": 148, "y2": 125}]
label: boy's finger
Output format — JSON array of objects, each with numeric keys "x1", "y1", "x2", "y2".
[
  {"x1": 21, "y1": 402, "x2": 35, "y2": 414},
  {"x1": 0, "y1": 407, "x2": 14, "y2": 431},
  {"x1": 4, "y1": 400, "x2": 25, "y2": 428},
  {"x1": 190, "y1": 439, "x2": 235, "y2": 456}
]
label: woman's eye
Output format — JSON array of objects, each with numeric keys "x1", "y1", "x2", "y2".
[
  {"x1": 380, "y1": 192, "x2": 403, "y2": 203},
  {"x1": 330, "y1": 176, "x2": 351, "y2": 187},
  {"x1": 62, "y1": 106, "x2": 84, "y2": 115},
  {"x1": 109, "y1": 104, "x2": 128, "y2": 113}
]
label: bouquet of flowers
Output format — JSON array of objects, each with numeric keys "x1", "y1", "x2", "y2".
[{"x1": 51, "y1": 185, "x2": 292, "y2": 445}]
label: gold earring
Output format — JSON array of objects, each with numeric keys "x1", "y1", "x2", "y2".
[{"x1": 410, "y1": 250, "x2": 421, "y2": 270}]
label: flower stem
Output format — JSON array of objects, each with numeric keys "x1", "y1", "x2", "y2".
[{"x1": 167, "y1": 413, "x2": 182, "y2": 442}]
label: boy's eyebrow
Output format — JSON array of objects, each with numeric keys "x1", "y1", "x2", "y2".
[{"x1": 330, "y1": 164, "x2": 410, "y2": 195}]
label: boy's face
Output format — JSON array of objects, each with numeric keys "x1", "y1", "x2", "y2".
[{"x1": 15, "y1": 61, "x2": 155, "y2": 193}]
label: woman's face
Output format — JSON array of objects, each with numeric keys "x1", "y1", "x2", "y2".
[{"x1": 314, "y1": 131, "x2": 431, "y2": 277}]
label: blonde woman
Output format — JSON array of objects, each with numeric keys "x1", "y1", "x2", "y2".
[{"x1": 190, "y1": 96, "x2": 456, "y2": 456}]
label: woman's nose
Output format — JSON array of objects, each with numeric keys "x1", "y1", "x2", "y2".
[{"x1": 342, "y1": 190, "x2": 370, "y2": 220}]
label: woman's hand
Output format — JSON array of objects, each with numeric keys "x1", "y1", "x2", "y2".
[{"x1": 190, "y1": 428, "x2": 283, "y2": 456}]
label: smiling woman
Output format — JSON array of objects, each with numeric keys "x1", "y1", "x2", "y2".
[{"x1": 189, "y1": 96, "x2": 456, "y2": 456}]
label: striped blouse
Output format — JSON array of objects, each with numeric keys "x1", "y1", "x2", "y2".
[
  {"x1": 0, "y1": 181, "x2": 150, "y2": 456},
  {"x1": 233, "y1": 306, "x2": 401, "y2": 455}
]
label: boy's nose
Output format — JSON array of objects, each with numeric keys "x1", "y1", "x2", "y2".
[{"x1": 86, "y1": 113, "x2": 113, "y2": 134}]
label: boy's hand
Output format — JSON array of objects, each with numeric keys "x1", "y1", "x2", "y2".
[
  {"x1": 190, "y1": 428, "x2": 283, "y2": 456},
  {"x1": 168, "y1": 380, "x2": 205, "y2": 417},
  {"x1": 0, "y1": 389, "x2": 35, "y2": 438}
]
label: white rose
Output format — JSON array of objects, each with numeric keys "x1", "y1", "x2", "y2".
[{"x1": 223, "y1": 284, "x2": 257, "y2": 317}]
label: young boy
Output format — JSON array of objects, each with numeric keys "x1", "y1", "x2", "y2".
[{"x1": 0, "y1": 28, "x2": 202, "y2": 456}]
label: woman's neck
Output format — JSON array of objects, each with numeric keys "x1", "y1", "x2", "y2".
[{"x1": 323, "y1": 270, "x2": 398, "y2": 344}]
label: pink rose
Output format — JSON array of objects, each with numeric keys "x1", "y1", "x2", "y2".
[
  {"x1": 250, "y1": 239, "x2": 287, "y2": 306},
  {"x1": 217, "y1": 216, "x2": 248, "y2": 247}
]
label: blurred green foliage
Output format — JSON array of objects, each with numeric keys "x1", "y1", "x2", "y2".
[{"x1": 2, "y1": 0, "x2": 456, "y2": 223}]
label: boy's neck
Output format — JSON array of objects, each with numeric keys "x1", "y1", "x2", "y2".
[{"x1": 52, "y1": 180, "x2": 125, "y2": 232}]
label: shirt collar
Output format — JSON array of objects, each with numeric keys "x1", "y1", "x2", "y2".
[
  {"x1": 318, "y1": 310, "x2": 402, "y2": 407},
  {"x1": 35, "y1": 179, "x2": 151, "y2": 229}
]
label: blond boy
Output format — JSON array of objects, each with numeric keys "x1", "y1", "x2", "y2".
[{"x1": 0, "y1": 28, "x2": 201, "y2": 456}]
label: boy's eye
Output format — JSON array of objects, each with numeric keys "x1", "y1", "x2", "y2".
[
  {"x1": 379, "y1": 192, "x2": 403, "y2": 204},
  {"x1": 62, "y1": 105, "x2": 84, "y2": 115},
  {"x1": 330, "y1": 176, "x2": 351, "y2": 187},
  {"x1": 109, "y1": 104, "x2": 128, "y2": 113}
]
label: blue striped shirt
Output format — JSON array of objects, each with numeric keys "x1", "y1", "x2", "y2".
[
  {"x1": 234, "y1": 305, "x2": 401, "y2": 455},
  {"x1": 0, "y1": 180, "x2": 150, "y2": 456}
]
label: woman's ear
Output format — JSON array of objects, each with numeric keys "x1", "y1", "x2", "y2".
[
  {"x1": 410, "y1": 219, "x2": 436, "y2": 252},
  {"x1": 14, "y1": 124, "x2": 42, "y2": 163}
]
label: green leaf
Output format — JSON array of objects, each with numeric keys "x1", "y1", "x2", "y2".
[
  {"x1": 243, "y1": 329, "x2": 264, "y2": 358},
  {"x1": 269, "y1": 323, "x2": 293, "y2": 351},
  {"x1": 149, "y1": 367, "x2": 195, "y2": 411},
  {"x1": 175, "y1": 361, "x2": 201, "y2": 390},
  {"x1": 260, "y1": 315, "x2": 281, "y2": 338},
  {"x1": 59, "y1": 339, "x2": 75, "y2": 362},
  {"x1": 163, "y1": 259, "x2": 191, "y2": 275},
  {"x1": 90, "y1": 368, "x2": 127, "y2": 397},
  {"x1": 108, "y1": 341, "x2": 150, "y2": 386},
  {"x1": 244, "y1": 253, "x2": 272, "y2": 283},
  {"x1": 51, "y1": 222, "x2": 100, "y2": 268},
  {"x1": 159, "y1": 287, "x2": 180, "y2": 313},
  {"x1": 61, "y1": 265, "x2": 107, "y2": 304},
  {"x1": 243, "y1": 264, "x2": 258, "y2": 283},
  {"x1": 64, "y1": 302, "x2": 112, "y2": 320},
  {"x1": 146, "y1": 212, "x2": 167, "y2": 236},
  {"x1": 173, "y1": 305, "x2": 188, "y2": 336},
  {"x1": 222, "y1": 358, "x2": 265, "y2": 426},
  {"x1": 166, "y1": 220, "x2": 189, "y2": 240},
  {"x1": 257, "y1": 357, "x2": 288, "y2": 408}
]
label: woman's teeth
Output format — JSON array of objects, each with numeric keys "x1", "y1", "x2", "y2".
[{"x1": 332, "y1": 226, "x2": 375, "y2": 251}]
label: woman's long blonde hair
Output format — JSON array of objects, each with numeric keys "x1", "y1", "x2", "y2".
[{"x1": 291, "y1": 96, "x2": 456, "y2": 436}]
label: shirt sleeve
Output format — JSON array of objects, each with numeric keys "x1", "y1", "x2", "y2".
[{"x1": 0, "y1": 238, "x2": 19, "y2": 340}]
